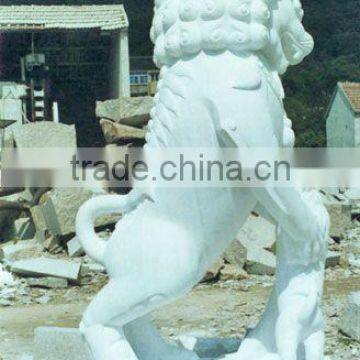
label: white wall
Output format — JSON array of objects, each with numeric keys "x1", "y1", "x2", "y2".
[{"x1": 326, "y1": 88, "x2": 356, "y2": 147}]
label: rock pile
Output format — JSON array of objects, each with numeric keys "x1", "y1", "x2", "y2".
[
  {"x1": 0, "y1": 186, "x2": 118, "y2": 305},
  {"x1": 339, "y1": 292, "x2": 360, "y2": 341},
  {"x1": 96, "y1": 96, "x2": 152, "y2": 145}
]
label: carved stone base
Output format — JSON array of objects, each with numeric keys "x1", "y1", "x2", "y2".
[{"x1": 33, "y1": 327, "x2": 241, "y2": 360}]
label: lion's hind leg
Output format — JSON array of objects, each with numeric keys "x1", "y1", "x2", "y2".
[
  {"x1": 80, "y1": 276, "x2": 160, "y2": 360},
  {"x1": 123, "y1": 316, "x2": 200, "y2": 360},
  {"x1": 81, "y1": 273, "x2": 200, "y2": 360},
  {"x1": 80, "y1": 221, "x2": 202, "y2": 360},
  {"x1": 303, "y1": 328, "x2": 325, "y2": 360}
]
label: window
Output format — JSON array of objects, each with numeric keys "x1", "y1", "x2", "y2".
[
  {"x1": 130, "y1": 73, "x2": 149, "y2": 85},
  {"x1": 140, "y1": 75, "x2": 148, "y2": 84}
]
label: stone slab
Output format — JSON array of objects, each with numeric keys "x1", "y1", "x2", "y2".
[
  {"x1": 30, "y1": 205, "x2": 47, "y2": 233},
  {"x1": 10, "y1": 257, "x2": 81, "y2": 282},
  {"x1": 26, "y1": 277, "x2": 68, "y2": 289},
  {"x1": 100, "y1": 118, "x2": 146, "y2": 144},
  {"x1": 43, "y1": 188, "x2": 120, "y2": 237},
  {"x1": 325, "y1": 203, "x2": 352, "y2": 239},
  {"x1": 223, "y1": 240, "x2": 247, "y2": 268},
  {"x1": 12, "y1": 122, "x2": 76, "y2": 148},
  {"x1": 34, "y1": 327, "x2": 241, "y2": 360},
  {"x1": 177, "y1": 336, "x2": 241, "y2": 358},
  {"x1": 34, "y1": 327, "x2": 93, "y2": 360},
  {"x1": 67, "y1": 236, "x2": 85, "y2": 257},
  {"x1": 2, "y1": 217, "x2": 35, "y2": 242},
  {"x1": 245, "y1": 247, "x2": 276, "y2": 275},
  {"x1": 96, "y1": 96, "x2": 153, "y2": 127},
  {"x1": 0, "y1": 239, "x2": 39, "y2": 262},
  {"x1": 14, "y1": 217, "x2": 35, "y2": 240},
  {"x1": 237, "y1": 215, "x2": 277, "y2": 251},
  {"x1": 339, "y1": 292, "x2": 360, "y2": 341}
]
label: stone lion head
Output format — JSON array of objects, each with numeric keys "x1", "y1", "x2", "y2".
[
  {"x1": 263, "y1": 0, "x2": 314, "y2": 73},
  {"x1": 151, "y1": 0, "x2": 314, "y2": 74}
]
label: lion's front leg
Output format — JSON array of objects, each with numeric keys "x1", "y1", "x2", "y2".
[
  {"x1": 123, "y1": 316, "x2": 199, "y2": 360},
  {"x1": 252, "y1": 187, "x2": 328, "y2": 266},
  {"x1": 228, "y1": 188, "x2": 328, "y2": 360}
]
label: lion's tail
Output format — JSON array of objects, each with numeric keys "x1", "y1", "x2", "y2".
[{"x1": 76, "y1": 192, "x2": 141, "y2": 265}]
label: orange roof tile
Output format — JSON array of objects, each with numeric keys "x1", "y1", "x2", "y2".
[{"x1": 341, "y1": 82, "x2": 360, "y2": 114}]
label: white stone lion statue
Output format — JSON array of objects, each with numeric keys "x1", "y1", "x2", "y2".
[{"x1": 76, "y1": 1, "x2": 329, "y2": 359}]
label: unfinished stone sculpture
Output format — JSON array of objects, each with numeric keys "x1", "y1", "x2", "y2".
[{"x1": 76, "y1": 1, "x2": 329, "y2": 359}]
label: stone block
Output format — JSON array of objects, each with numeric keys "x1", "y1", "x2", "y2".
[
  {"x1": 201, "y1": 259, "x2": 224, "y2": 282},
  {"x1": 3, "y1": 217, "x2": 35, "y2": 242},
  {"x1": 237, "y1": 215, "x2": 277, "y2": 251},
  {"x1": 14, "y1": 217, "x2": 35, "y2": 240},
  {"x1": 43, "y1": 235, "x2": 61, "y2": 254},
  {"x1": 0, "y1": 239, "x2": 39, "y2": 262},
  {"x1": 223, "y1": 240, "x2": 247, "y2": 268},
  {"x1": 81, "y1": 262, "x2": 106, "y2": 276},
  {"x1": 220, "y1": 264, "x2": 248, "y2": 281},
  {"x1": 325, "y1": 203, "x2": 352, "y2": 239},
  {"x1": 42, "y1": 188, "x2": 120, "y2": 237},
  {"x1": 67, "y1": 236, "x2": 85, "y2": 257},
  {"x1": 26, "y1": 277, "x2": 68, "y2": 289},
  {"x1": 30, "y1": 205, "x2": 47, "y2": 233},
  {"x1": 325, "y1": 251, "x2": 341, "y2": 268},
  {"x1": 96, "y1": 96, "x2": 153, "y2": 127},
  {"x1": 12, "y1": 122, "x2": 76, "y2": 148},
  {"x1": 100, "y1": 119, "x2": 146, "y2": 144},
  {"x1": 339, "y1": 292, "x2": 360, "y2": 341},
  {"x1": 349, "y1": 254, "x2": 360, "y2": 268},
  {"x1": 10, "y1": 257, "x2": 81, "y2": 282},
  {"x1": 34, "y1": 327, "x2": 93, "y2": 360},
  {"x1": 245, "y1": 247, "x2": 276, "y2": 275},
  {"x1": 177, "y1": 336, "x2": 241, "y2": 358}
]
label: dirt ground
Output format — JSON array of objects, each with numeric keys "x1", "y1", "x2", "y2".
[{"x1": 0, "y1": 271, "x2": 358, "y2": 360}]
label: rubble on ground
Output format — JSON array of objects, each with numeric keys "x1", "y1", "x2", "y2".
[
  {"x1": 339, "y1": 292, "x2": 360, "y2": 341},
  {"x1": 320, "y1": 189, "x2": 355, "y2": 240},
  {"x1": 1, "y1": 187, "x2": 359, "y2": 302}
]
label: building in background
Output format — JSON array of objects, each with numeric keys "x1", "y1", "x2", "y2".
[
  {"x1": 326, "y1": 82, "x2": 360, "y2": 147},
  {"x1": 130, "y1": 56, "x2": 159, "y2": 97},
  {"x1": 0, "y1": 4, "x2": 130, "y2": 124}
]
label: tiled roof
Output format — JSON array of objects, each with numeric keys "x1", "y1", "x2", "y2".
[
  {"x1": 0, "y1": 5, "x2": 128, "y2": 31},
  {"x1": 340, "y1": 82, "x2": 360, "y2": 114}
]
